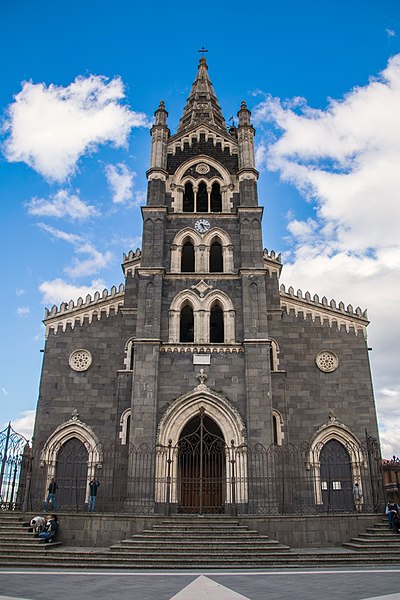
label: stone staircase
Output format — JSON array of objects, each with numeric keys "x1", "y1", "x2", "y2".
[
  {"x1": 343, "y1": 518, "x2": 400, "y2": 552},
  {"x1": 0, "y1": 513, "x2": 61, "y2": 556},
  {"x1": 108, "y1": 516, "x2": 291, "y2": 567},
  {"x1": 1, "y1": 513, "x2": 400, "y2": 568}
]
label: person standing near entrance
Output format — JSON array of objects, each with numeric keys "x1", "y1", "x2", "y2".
[
  {"x1": 353, "y1": 481, "x2": 363, "y2": 512},
  {"x1": 88, "y1": 478, "x2": 100, "y2": 512},
  {"x1": 45, "y1": 477, "x2": 58, "y2": 511}
]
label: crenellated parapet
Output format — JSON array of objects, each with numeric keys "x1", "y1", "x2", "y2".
[
  {"x1": 280, "y1": 284, "x2": 369, "y2": 336},
  {"x1": 167, "y1": 126, "x2": 238, "y2": 157},
  {"x1": 122, "y1": 248, "x2": 142, "y2": 277},
  {"x1": 43, "y1": 283, "x2": 125, "y2": 336},
  {"x1": 263, "y1": 248, "x2": 282, "y2": 277}
]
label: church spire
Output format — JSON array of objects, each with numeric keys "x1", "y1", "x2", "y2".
[{"x1": 177, "y1": 57, "x2": 227, "y2": 134}]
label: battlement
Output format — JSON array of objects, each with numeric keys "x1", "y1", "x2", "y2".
[
  {"x1": 263, "y1": 248, "x2": 282, "y2": 276},
  {"x1": 43, "y1": 283, "x2": 125, "y2": 336},
  {"x1": 122, "y1": 248, "x2": 142, "y2": 276},
  {"x1": 280, "y1": 284, "x2": 369, "y2": 335}
]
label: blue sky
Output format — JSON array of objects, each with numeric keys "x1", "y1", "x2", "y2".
[{"x1": 1, "y1": 0, "x2": 400, "y2": 456}]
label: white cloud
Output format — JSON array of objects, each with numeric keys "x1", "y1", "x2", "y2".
[
  {"x1": 16, "y1": 306, "x2": 30, "y2": 317},
  {"x1": 105, "y1": 163, "x2": 135, "y2": 203},
  {"x1": 1, "y1": 387, "x2": 8, "y2": 396},
  {"x1": 15, "y1": 288, "x2": 25, "y2": 296},
  {"x1": 27, "y1": 189, "x2": 99, "y2": 220},
  {"x1": 386, "y1": 28, "x2": 396, "y2": 38},
  {"x1": 64, "y1": 242, "x2": 113, "y2": 278},
  {"x1": 287, "y1": 218, "x2": 318, "y2": 239},
  {"x1": 37, "y1": 222, "x2": 82, "y2": 244},
  {"x1": 254, "y1": 54, "x2": 400, "y2": 456},
  {"x1": 3, "y1": 75, "x2": 151, "y2": 182},
  {"x1": 39, "y1": 278, "x2": 106, "y2": 305},
  {"x1": 10, "y1": 410, "x2": 36, "y2": 440}
]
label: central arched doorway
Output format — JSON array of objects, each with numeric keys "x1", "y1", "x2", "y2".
[
  {"x1": 56, "y1": 437, "x2": 88, "y2": 510},
  {"x1": 178, "y1": 409, "x2": 226, "y2": 514},
  {"x1": 320, "y1": 439, "x2": 353, "y2": 512}
]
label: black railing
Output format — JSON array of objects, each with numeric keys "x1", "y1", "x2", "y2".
[{"x1": 7, "y1": 436, "x2": 384, "y2": 516}]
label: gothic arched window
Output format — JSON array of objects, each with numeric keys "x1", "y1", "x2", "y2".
[
  {"x1": 181, "y1": 241, "x2": 195, "y2": 272},
  {"x1": 183, "y1": 182, "x2": 194, "y2": 212},
  {"x1": 197, "y1": 182, "x2": 208, "y2": 212},
  {"x1": 210, "y1": 182, "x2": 222, "y2": 212},
  {"x1": 210, "y1": 241, "x2": 223, "y2": 273},
  {"x1": 180, "y1": 304, "x2": 194, "y2": 343},
  {"x1": 210, "y1": 303, "x2": 224, "y2": 343},
  {"x1": 272, "y1": 410, "x2": 284, "y2": 445}
]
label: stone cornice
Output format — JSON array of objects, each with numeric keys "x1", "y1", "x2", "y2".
[
  {"x1": 160, "y1": 344, "x2": 244, "y2": 353},
  {"x1": 165, "y1": 273, "x2": 240, "y2": 280}
]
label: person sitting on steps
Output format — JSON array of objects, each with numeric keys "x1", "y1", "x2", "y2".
[{"x1": 38, "y1": 514, "x2": 58, "y2": 543}]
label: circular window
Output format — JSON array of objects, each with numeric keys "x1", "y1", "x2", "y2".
[
  {"x1": 316, "y1": 350, "x2": 339, "y2": 373},
  {"x1": 69, "y1": 349, "x2": 92, "y2": 372},
  {"x1": 195, "y1": 163, "x2": 210, "y2": 174}
]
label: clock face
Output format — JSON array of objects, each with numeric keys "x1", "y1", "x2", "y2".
[{"x1": 195, "y1": 219, "x2": 210, "y2": 233}]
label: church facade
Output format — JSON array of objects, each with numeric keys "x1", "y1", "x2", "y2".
[{"x1": 30, "y1": 58, "x2": 381, "y2": 515}]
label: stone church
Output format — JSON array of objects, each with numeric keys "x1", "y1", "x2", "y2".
[{"x1": 30, "y1": 58, "x2": 380, "y2": 515}]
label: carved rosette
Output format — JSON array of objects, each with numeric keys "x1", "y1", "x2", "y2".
[
  {"x1": 316, "y1": 350, "x2": 339, "y2": 373},
  {"x1": 69, "y1": 349, "x2": 92, "y2": 372}
]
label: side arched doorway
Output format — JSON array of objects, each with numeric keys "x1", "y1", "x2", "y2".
[
  {"x1": 320, "y1": 439, "x2": 353, "y2": 511},
  {"x1": 56, "y1": 437, "x2": 88, "y2": 510},
  {"x1": 178, "y1": 410, "x2": 226, "y2": 514}
]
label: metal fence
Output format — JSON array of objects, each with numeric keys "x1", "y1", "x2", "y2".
[
  {"x1": 0, "y1": 423, "x2": 30, "y2": 511},
  {"x1": 1, "y1": 425, "x2": 385, "y2": 515}
]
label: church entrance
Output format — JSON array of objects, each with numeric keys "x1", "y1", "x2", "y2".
[
  {"x1": 178, "y1": 408, "x2": 226, "y2": 514},
  {"x1": 56, "y1": 437, "x2": 88, "y2": 510},
  {"x1": 320, "y1": 439, "x2": 353, "y2": 512}
]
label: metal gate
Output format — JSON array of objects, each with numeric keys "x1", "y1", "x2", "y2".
[{"x1": 178, "y1": 407, "x2": 226, "y2": 514}]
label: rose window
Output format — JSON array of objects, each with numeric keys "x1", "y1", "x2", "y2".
[
  {"x1": 316, "y1": 351, "x2": 339, "y2": 373},
  {"x1": 69, "y1": 349, "x2": 92, "y2": 372}
]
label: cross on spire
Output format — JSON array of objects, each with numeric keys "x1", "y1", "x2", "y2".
[{"x1": 197, "y1": 46, "x2": 208, "y2": 57}]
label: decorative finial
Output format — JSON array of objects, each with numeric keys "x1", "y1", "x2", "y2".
[
  {"x1": 328, "y1": 410, "x2": 336, "y2": 422},
  {"x1": 71, "y1": 408, "x2": 79, "y2": 421}
]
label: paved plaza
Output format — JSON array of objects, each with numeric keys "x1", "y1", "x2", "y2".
[{"x1": 1, "y1": 569, "x2": 400, "y2": 600}]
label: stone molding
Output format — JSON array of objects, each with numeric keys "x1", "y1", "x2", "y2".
[
  {"x1": 309, "y1": 413, "x2": 365, "y2": 505},
  {"x1": 40, "y1": 412, "x2": 103, "y2": 502},
  {"x1": 160, "y1": 344, "x2": 243, "y2": 353}
]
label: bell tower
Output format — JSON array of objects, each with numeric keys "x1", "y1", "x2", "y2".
[{"x1": 127, "y1": 57, "x2": 276, "y2": 456}]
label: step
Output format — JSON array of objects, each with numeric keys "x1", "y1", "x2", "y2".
[{"x1": 112, "y1": 539, "x2": 285, "y2": 548}]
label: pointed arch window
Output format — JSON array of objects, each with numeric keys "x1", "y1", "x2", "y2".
[
  {"x1": 210, "y1": 182, "x2": 222, "y2": 212},
  {"x1": 210, "y1": 241, "x2": 223, "y2": 273},
  {"x1": 183, "y1": 182, "x2": 194, "y2": 212},
  {"x1": 272, "y1": 410, "x2": 284, "y2": 445},
  {"x1": 180, "y1": 304, "x2": 194, "y2": 343},
  {"x1": 197, "y1": 182, "x2": 208, "y2": 212},
  {"x1": 181, "y1": 241, "x2": 195, "y2": 272},
  {"x1": 210, "y1": 303, "x2": 224, "y2": 343}
]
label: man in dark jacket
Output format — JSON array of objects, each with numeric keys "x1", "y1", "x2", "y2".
[
  {"x1": 39, "y1": 514, "x2": 58, "y2": 543},
  {"x1": 45, "y1": 478, "x2": 58, "y2": 511},
  {"x1": 88, "y1": 478, "x2": 100, "y2": 512}
]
